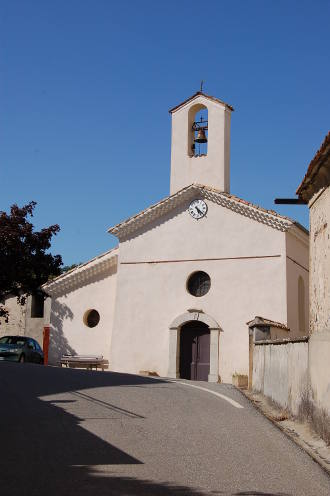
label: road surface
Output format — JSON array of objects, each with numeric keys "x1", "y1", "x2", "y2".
[{"x1": 1, "y1": 362, "x2": 329, "y2": 495}]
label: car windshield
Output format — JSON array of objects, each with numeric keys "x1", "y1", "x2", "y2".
[{"x1": 0, "y1": 336, "x2": 26, "y2": 346}]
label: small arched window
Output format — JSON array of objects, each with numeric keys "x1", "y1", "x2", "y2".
[
  {"x1": 188, "y1": 104, "x2": 208, "y2": 157},
  {"x1": 298, "y1": 276, "x2": 306, "y2": 332}
]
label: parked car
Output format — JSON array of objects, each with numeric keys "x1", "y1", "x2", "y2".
[{"x1": 0, "y1": 336, "x2": 44, "y2": 364}]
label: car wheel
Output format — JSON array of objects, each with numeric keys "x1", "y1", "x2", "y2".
[{"x1": 19, "y1": 354, "x2": 25, "y2": 363}]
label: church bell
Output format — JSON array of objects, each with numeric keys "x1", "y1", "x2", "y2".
[{"x1": 194, "y1": 128, "x2": 208, "y2": 144}]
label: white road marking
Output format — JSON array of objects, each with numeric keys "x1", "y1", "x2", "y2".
[{"x1": 174, "y1": 381, "x2": 244, "y2": 409}]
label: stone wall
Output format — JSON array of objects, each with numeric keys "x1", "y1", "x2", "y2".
[
  {"x1": 309, "y1": 186, "x2": 330, "y2": 334},
  {"x1": 252, "y1": 339, "x2": 309, "y2": 415},
  {"x1": 0, "y1": 295, "x2": 26, "y2": 337}
]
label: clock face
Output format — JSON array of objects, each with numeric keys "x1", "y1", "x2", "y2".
[{"x1": 188, "y1": 199, "x2": 208, "y2": 219}]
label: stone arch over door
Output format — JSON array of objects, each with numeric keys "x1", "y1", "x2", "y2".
[{"x1": 168, "y1": 311, "x2": 221, "y2": 382}]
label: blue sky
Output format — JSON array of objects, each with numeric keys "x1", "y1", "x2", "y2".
[{"x1": 1, "y1": 0, "x2": 329, "y2": 265}]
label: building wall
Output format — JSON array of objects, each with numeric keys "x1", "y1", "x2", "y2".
[
  {"x1": 111, "y1": 200, "x2": 292, "y2": 382},
  {"x1": 309, "y1": 331, "x2": 330, "y2": 413},
  {"x1": 309, "y1": 186, "x2": 330, "y2": 334},
  {"x1": 47, "y1": 264, "x2": 117, "y2": 365},
  {"x1": 0, "y1": 294, "x2": 48, "y2": 348},
  {"x1": 285, "y1": 231, "x2": 309, "y2": 336},
  {"x1": 25, "y1": 295, "x2": 49, "y2": 347},
  {"x1": 0, "y1": 294, "x2": 26, "y2": 337},
  {"x1": 308, "y1": 185, "x2": 330, "y2": 414}
]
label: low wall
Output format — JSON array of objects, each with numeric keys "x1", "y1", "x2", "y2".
[
  {"x1": 309, "y1": 330, "x2": 330, "y2": 414},
  {"x1": 252, "y1": 338, "x2": 309, "y2": 415}
]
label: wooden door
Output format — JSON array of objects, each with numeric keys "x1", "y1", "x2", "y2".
[{"x1": 180, "y1": 322, "x2": 210, "y2": 381}]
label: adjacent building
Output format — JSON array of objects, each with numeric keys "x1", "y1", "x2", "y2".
[{"x1": 296, "y1": 131, "x2": 330, "y2": 413}]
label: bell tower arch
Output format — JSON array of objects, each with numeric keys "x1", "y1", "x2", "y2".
[{"x1": 169, "y1": 91, "x2": 233, "y2": 195}]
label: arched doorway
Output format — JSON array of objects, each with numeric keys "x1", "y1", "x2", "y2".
[{"x1": 179, "y1": 321, "x2": 210, "y2": 381}]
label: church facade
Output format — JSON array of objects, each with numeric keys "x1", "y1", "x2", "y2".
[{"x1": 43, "y1": 91, "x2": 309, "y2": 383}]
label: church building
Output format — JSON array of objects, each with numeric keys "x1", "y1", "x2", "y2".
[{"x1": 43, "y1": 91, "x2": 309, "y2": 383}]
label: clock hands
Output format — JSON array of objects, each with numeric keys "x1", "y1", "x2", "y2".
[{"x1": 188, "y1": 199, "x2": 208, "y2": 219}]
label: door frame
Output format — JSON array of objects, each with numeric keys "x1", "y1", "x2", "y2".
[
  {"x1": 168, "y1": 311, "x2": 222, "y2": 382},
  {"x1": 180, "y1": 321, "x2": 210, "y2": 381}
]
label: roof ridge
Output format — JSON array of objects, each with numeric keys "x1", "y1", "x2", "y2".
[{"x1": 108, "y1": 184, "x2": 303, "y2": 240}]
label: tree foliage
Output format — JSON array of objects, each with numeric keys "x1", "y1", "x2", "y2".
[
  {"x1": 0, "y1": 201, "x2": 62, "y2": 318},
  {"x1": 60, "y1": 263, "x2": 80, "y2": 274}
]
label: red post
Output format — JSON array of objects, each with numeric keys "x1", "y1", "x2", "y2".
[{"x1": 43, "y1": 326, "x2": 50, "y2": 366}]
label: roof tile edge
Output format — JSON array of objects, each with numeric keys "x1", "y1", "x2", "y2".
[
  {"x1": 169, "y1": 91, "x2": 234, "y2": 114},
  {"x1": 108, "y1": 184, "x2": 297, "y2": 240}
]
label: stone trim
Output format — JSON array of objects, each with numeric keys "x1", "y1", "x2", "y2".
[
  {"x1": 108, "y1": 184, "x2": 295, "y2": 241},
  {"x1": 169, "y1": 311, "x2": 221, "y2": 330},
  {"x1": 168, "y1": 311, "x2": 221, "y2": 383}
]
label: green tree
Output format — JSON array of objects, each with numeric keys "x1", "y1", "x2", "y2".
[{"x1": 0, "y1": 201, "x2": 62, "y2": 319}]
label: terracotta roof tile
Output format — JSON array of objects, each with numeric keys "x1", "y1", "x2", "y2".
[
  {"x1": 296, "y1": 131, "x2": 330, "y2": 201},
  {"x1": 246, "y1": 316, "x2": 289, "y2": 330},
  {"x1": 108, "y1": 183, "x2": 307, "y2": 239}
]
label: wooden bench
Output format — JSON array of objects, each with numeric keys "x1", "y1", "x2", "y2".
[{"x1": 60, "y1": 355, "x2": 109, "y2": 371}]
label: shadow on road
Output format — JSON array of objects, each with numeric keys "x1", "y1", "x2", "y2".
[{"x1": 0, "y1": 363, "x2": 290, "y2": 496}]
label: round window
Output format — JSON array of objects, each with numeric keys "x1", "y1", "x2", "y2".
[
  {"x1": 187, "y1": 271, "x2": 211, "y2": 297},
  {"x1": 83, "y1": 309, "x2": 100, "y2": 328}
]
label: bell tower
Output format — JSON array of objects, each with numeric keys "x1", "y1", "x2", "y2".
[{"x1": 169, "y1": 91, "x2": 233, "y2": 195}]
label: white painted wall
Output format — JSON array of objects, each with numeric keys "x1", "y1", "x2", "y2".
[
  {"x1": 111, "y1": 199, "x2": 291, "y2": 382},
  {"x1": 253, "y1": 341, "x2": 309, "y2": 415},
  {"x1": 47, "y1": 264, "x2": 117, "y2": 365},
  {"x1": 285, "y1": 230, "x2": 309, "y2": 336}
]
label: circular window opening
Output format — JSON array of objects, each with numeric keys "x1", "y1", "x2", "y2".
[
  {"x1": 83, "y1": 309, "x2": 100, "y2": 328},
  {"x1": 187, "y1": 271, "x2": 211, "y2": 297}
]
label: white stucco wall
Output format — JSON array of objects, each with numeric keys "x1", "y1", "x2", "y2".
[
  {"x1": 285, "y1": 230, "x2": 309, "y2": 336},
  {"x1": 253, "y1": 341, "x2": 309, "y2": 415},
  {"x1": 47, "y1": 261, "x2": 117, "y2": 365},
  {"x1": 111, "y1": 199, "x2": 292, "y2": 383}
]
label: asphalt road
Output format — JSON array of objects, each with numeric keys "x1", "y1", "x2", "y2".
[{"x1": 1, "y1": 363, "x2": 329, "y2": 496}]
